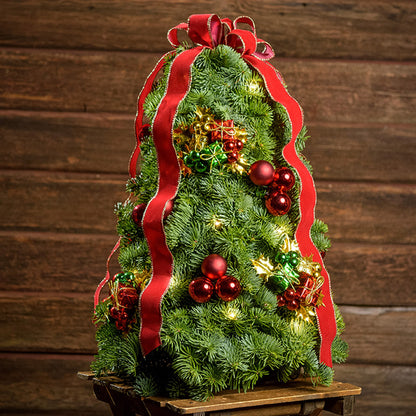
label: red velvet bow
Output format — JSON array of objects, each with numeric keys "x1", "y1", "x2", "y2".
[
  {"x1": 122, "y1": 14, "x2": 337, "y2": 366},
  {"x1": 168, "y1": 15, "x2": 274, "y2": 61}
]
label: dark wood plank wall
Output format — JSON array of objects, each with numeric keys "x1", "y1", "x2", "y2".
[{"x1": 0, "y1": 1, "x2": 415, "y2": 415}]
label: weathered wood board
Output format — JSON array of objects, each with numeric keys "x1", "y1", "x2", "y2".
[
  {"x1": 1, "y1": 1, "x2": 415, "y2": 415},
  {"x1": 1, "y1": 231, "x2": 414, "y2": 306},
  {"x1": 2, "y1": 111, "x2": 415, "y2": 183},
  {"x1": 1, "y1": 49, "x2": 415, "y2": 123},
  {"x1": 1, "y1": 171, "x2": 415, "y2": 244},
  {"x1": 0, "y1": 0, "x2": 415, "y2": 60},
  {"x1": 0, "y1": 294, "x2": 415, "y2": 367}
]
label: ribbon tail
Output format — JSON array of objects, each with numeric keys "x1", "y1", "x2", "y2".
[
  {"x1": 244, "y1": 56, "x2": 337, "y2": 367},
  {"x1": 94, "y1": 237, "x2": 121, "y2": 309},
  {"x1": 139, "y1": 46, "x2": 204, "y2": 356},
  {"x1": 129, "y1": 52, "x2": 174, "y2": 178}
]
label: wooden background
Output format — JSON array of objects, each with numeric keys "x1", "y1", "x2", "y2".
[{"x1": 0, "y1": 1, "x2": 415, "y2": 415}]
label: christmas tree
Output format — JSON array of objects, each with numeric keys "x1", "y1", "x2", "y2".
[{"x1": 92, "y1": 14, "x2": 348, "y2": 401}]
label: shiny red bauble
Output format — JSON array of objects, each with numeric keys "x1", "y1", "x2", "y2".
[
  {"x1": 201, "y1": 254, "x2": 228, "y2": 280},
  {"x1": 265, "y1": 192, "x2": 291, "y2": 216},
  {"x1": 248, "y1": 160, "x2": 275, "y2": 186},
  {"x1": 283, "y1": 288, "x2": 297, "y2": 301},
  {"x1": 276, "y1": 295, "x2": 286, "y2": 307},
  {"x1": 215, "y1": 275, "x2": 241, "y2": 301},
  {"x1": 273, "y1": 167, "x2": 295, "y2": 191},
  {"x1": 189, "y1": 277, "x2": 215, "y2": 303},
  {"x1": 286, "y1": 298, "x2": 300, "y2": 311},
  {"x1": 132, "y1": 203, "x2": 147, "y2": 226},
  {"x1": 223, "y1": 140, "x2": 235, "y2": 152},
  {"x1": 227, "y1": 151, "x2": 240, "y2": 163},
  {"x1": 117, "y1": 286, "x2": 139, "y2": 309},
  {"x1": 234, "y1": 140, "x2": 244, "y2": 151}
]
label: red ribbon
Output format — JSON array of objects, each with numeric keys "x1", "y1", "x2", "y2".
[
  {"x1": 139, "y1": 46, "x2": 205, "y2": 354},
  {"x1": 94, "y1": 237, "x2": 121, "y2": 309},
  {"x1": 130, "y1": 52, "x2": 174, "y2": 178},
  {"x1": 131, "y1": 14, "x2": 336, "y2": 365}
]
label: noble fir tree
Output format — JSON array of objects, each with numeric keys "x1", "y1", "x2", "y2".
[{"x1": 92, "y1": 15, "x2": 348, "y2": 401}]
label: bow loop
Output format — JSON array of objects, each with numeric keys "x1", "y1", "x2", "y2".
[
  {"x1": 253, "y1": 38, "x2": 275, "y2": 60},
  {"x1": 167, "y1": 22, "x2": 189, "y2": 48},
  {"x1": 233, "y1": 16, "x2": 257, "y2": 35},
  {"x1": 225, "y1": 29, "x2": 257, "y2": 56},
  {"x1": 188, "y1": 14, "x2": 223, "y2": 47},
  {"x1": 168, "y1": 14, "x2": 228, "y2": 49}
]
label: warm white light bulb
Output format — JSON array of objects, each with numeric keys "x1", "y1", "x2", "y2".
[
  {"x1": 214, "y1": 219, "x2": 222, "y2": 228},
  {"x1": 226, "y1": 307, "x2": 238, "y2": 320}
]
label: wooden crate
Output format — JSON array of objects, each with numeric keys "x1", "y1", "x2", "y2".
[{"x1": 78, "y1": 371, "x2": 361, "y2": 416}]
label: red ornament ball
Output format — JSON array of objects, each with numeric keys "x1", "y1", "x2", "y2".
[
  {"x1": 249, "y1": 160, "x2": 275, "y2": 186},
  {"x1": 234, "y1": 140, "x2": 244, "y2": 152},
  {"x1": 286, "y1": 298, "x2": 300, "y2": 311},
  {"x1": 189, "y1": 277, "x2": 214, "y2": 303},
  {"x1": 215, "y1": 275, "x2": 241, "y2": 301},
  {"x1": 283, "y1": 288, "x2": 297, "y2": 301},
  {"x1": 227, "y1": 151, "x2": 240, "y2": 163},
  {"x1": 276, "y1": 295, "x2": 286, "y2": 307},
  {"x1": 266, "y1": 192, "x2": 291, "y2": 216},
  {"x1": 273, "y1": 167, "x2": 296, "y2": 191},
  {"x1": 223, "y1": 140, "x2": 235, "y2": 152},
  {"x1": 201, "y1": 254, "x2": 228, "y2": 280},
  {"x1": 132, "y1": 203, "x2": 147, "y2": 227}
]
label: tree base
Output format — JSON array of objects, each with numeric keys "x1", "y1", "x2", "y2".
[{"x1": 77, "y1": 371, "x2": 361, "y2": 416}]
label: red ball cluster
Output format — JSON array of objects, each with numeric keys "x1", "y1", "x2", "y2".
[
  {"x1": 223, "y1": 137, "x2": 244, "y2": 163},
  {"x1": 248, "y1": 161, "x2": 296, "y2": 216},
  {"x1": 189, "y1": 254, "x2": 241, "y2": 303},
  {"x1": 276, "y1": 273, "x2": 321, "y2": 311},
  {"x1": 109, "y1": 272, "x2": 139, "y2": 332}
]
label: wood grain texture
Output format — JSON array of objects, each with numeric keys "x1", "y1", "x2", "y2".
[
  {"x1": 1, "y1": 231, "x2": 415, "y2": 307},
  {"x1": 314, "y1": 181, "x2": 416, "y2": 245},
  {"x1": 0, "y1": 294, "x2": 414, "y2": 365},
  {"x1": 0, "y1": 170, "x2": 126, "y2": 233},
  {"x1": 333, "y1": 363, "x2": 416, "y2": 416},
  {"x1": 339, "y1": 306, "x2": 416, "y2": 365},
  {"x1": 0, "y1": 231, "x2": 118, "y2": 293},
  {"x1": 0, "y1": 294, "x2": 97, "y2": 353},
  {"x1": 0, "y1": 0, "x2": 414, "y2": 61},
  {"x1": 2, "y1": 110, "x2": 415, "y2": 183},
  {"x1": 326, "y1": 242, "x2": 416, "y2": 307},
  {"x1": 306, "y1": 122, "x2": 416, "y2": 183},
  {"x1": 1, "y1": 171, "x2": 415, "y2": 243},
  {"x1": 0, "y1": 110, "x2": 133, "y2": 174},
  {"x1": 0, "y1": 353, "x2": 109, "y2": 415},
  {"x1": 0, "y1": 354, "x2": 415, "y2": 416},
  {"x1": 0, "y1": 49, "x2": 415, "y2": 124},
  {"x1": 150, "y1": 381, "x2": 360, "y2": 413}
]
